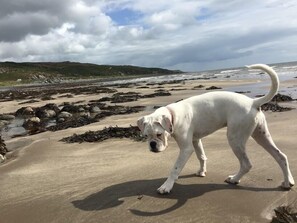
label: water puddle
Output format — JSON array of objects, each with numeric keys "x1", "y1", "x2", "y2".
[
  {"x1": 1, "y1": 118, "x2": 27, "y2": 139},
  {"x1": 1, "y1": 117, "x2": 58, "y2": 140}
]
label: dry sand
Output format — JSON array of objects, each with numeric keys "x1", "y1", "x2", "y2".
[{"x1": 0, "y1": 77, "x2": 297, "y2": 223}]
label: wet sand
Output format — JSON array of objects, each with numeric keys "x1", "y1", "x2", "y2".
[{"x1": 0, "y1": 77, "x2": 297, "y2": 223}]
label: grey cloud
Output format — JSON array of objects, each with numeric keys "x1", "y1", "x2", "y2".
[
  {"x1": 0, "y1": 0, "x2": 98, "y2": 42},
  {"x1": 0, "y1": 0, "x2": 74, "y2": 19},
  {"x1": 107, "y1": 24, "x2": 296, "y2": 70},
  {"x1": 0, "y1": 12, "x2": 60, "y2": 42},
  {"x1": 153, "y1": 26, "x2": 297, "y2": 68}
]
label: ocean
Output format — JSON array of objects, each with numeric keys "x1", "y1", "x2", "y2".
[{"x1": 100, "y1": 61, "x2": 297, "y2": 98}]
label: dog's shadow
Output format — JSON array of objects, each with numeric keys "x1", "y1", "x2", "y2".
[{"x1": 72, "y1": 174, "x2": 281, "y2": 216}]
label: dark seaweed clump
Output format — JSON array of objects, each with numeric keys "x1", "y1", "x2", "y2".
[
  {"x1": 47, "y1": 117, "x2": 93, "y2": 132},
  {"x1": 261, "y1": 102, "x2": 294, "y2": 112},
  {"x1": 206, "y1": 86, "x2": 222, "y2": 90},
  {"x1": 271, "y1": 202, "x2": 297, "y2": 223},
  {"x1": 98, "y1": 90, "x2": 171, "y2": 103},
  {"x1": 259, "y1": 93, "x2": 294, "y2": 112},
  {"x1": 273, "y1": 93, "x2": 294, "y2": 102},
  {"x1": 0, "y1": 85, "x2": 117, "y2": 102},
  {"x1": 0, "y1": 135, "x2": 8, "y2": 156},
  {"x1": 60, "y1": 126, "x2": 146, "y2": 143}
]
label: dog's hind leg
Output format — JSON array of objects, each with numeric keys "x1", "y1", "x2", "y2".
[
  {"x1": 225, "y1": 123, "x2": 254, "y2": 185},
  {"x1": 193, "y1": 139, "x2": 207, "y2": 177},
  {"x1": 252, "y1": 114, "x2": 295, "y2": 189}
]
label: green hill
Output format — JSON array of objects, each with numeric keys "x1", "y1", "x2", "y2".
[{"x1": 0, "y1": 61, "x2": 182, "y2": 84}]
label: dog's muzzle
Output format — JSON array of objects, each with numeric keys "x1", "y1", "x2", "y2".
[{"x1": 150, "y1": 141, "x2": 159, "y2": 153}]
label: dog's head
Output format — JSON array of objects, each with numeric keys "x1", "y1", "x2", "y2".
[{"x1": 137, "y1": 108, "x2": 173, "y2": 153}]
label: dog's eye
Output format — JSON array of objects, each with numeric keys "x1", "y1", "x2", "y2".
[
  {"x1": 157, "y1": 133, "x2": 162, "y2": 137},
  {"x1": 142, "y1": 134, "x2": 148, "y2": 138}
]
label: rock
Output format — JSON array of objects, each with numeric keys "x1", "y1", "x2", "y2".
[
  {"x1": 15, "y1": 107, "x2": 34, "y2": 116},
  {"x1": 79, "y1": 112, "x2": 90, "y2": 118},
  {"x1": 78, "y1": 107, "x2": 85, "y2": 112},
  {"x1": 0, "y1": 120, "x2": 10, "y2": 127},
  {"x1": 45, "y1": 110, "x2": 57, "y2": 118},
  {"x1": 0, "y1": 154, "x2": 5, "y2": 163},
  {"x1": 57, "y1": 118, "x2": 65, "y2": 123},
  {"x1": 24, "y1": 107, "x2": 34, "y2": 115},
  {"x1": 46, "y1": 110, "x2": 57, "y2": 118},
  {"x1": 90, "y1": 106, "x2": 100, "y2": 113},
  {"x1": 23, "y1": 117, "x2": 41, "y2": 129},
  {"x1": 36, "y1": 109, "x2": 56, "y2": 119},
  {"x1": 61, "y1": 104, "x2": 83, "y2": 113},
  {"x1": 27, "y1": 103, "x2": 60, "y2": 119},
  {"x1": 0, "y1": 114, "x2": 15, "y2": 120},
  {"x1": 22, "y1": 117, "x2": 45, "y2": 134},
  {"x1": 41, "y1": 103, "x2": 60, "y2": 114},
  {"x1": 58, "y1": 111, "x2": 72, "y2": 119}
]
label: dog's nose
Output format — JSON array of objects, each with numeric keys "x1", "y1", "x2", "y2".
[
  {"x1": 150, "y1": 141, "x2": 157, "y2": 152},
  {"x1": 150, "y1": 141, "x2": 157, "y2": 148}
]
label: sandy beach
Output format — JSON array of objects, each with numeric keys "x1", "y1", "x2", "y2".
[{"x1": 0, "y1": 74, "x2": 297, "y2": 223}]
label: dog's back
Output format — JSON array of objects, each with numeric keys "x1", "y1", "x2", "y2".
[{"x1": 177, "y1": 92, "x2": 257, "y2": 138}]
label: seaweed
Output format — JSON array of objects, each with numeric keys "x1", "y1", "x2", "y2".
[
  {"x1": 0, "y1": 135, "x2": 8, "y2": 156},
  {"x1": 60, "y1": 126, "x2": 145, "y2": 143},
  {"x1": 271, "y1": 201, "x2": 297, "y2": 223},
  {"x1": 261, "y1": 102, "x2": 294, "y2": 112}
]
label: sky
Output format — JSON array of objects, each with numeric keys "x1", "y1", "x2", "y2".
[{"x1": 1, "y1": 0, "x2": 297, "y2": 71}]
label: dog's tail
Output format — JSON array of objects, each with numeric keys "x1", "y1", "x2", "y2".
[{"x1": 246, "y1": 64, "x2": 279, "y2": 108}]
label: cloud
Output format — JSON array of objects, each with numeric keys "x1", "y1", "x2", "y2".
[
  {"x1": 1, "y1": 0, "x2": 297, "y2": 71},
  {"x1": 0, "y1": 12, "x2": 60, "y2": 42},
  {"x1": 0, "y1": 0, "x2": 73, "y2": 41}
]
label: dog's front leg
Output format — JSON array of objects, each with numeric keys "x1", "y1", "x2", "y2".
[{"x1": 158, "y1": 139, "x2": 194, "y2": 194}]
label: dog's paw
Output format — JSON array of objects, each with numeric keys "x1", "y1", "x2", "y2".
[
  {"x1": 280, "y1": 181, "x2": 294, "y2": 190},
  {"x1": 196, "y1": 170, "x2": 206, "y2": 177},
  {"x1": 225, "y1": 176, "x2": 240, "y2": 185},
  {"x1": 289, "y1": 177, "x2": 295, "y2": 187},
  {"x1": 157, "y1": 180, "x2": 174, "y2": 194}
]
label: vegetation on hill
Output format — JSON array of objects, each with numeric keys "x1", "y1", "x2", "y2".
[{"x1": 0, "y1": 61, "x2": 182, "y2": 84}]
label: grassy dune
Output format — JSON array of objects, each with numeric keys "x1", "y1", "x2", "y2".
[{"x1": 0, "y1": 61, "x2": 182, "y2": 84}]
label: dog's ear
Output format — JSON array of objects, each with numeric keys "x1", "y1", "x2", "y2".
[
  {"x1": 137, "y1": 117, "x2": 146, "y2": 133},
  {"x1": 160, "y1": 115, "x2": 173, "y2": 134}
]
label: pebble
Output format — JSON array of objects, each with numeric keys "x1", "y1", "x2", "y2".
[{"x1": 0, "y1": 154, "x2": 5, "y2": 163}]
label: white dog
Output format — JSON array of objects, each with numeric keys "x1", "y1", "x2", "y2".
[{"x1": 137, "y1": 64, "x2": 295, "y2": 194}]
